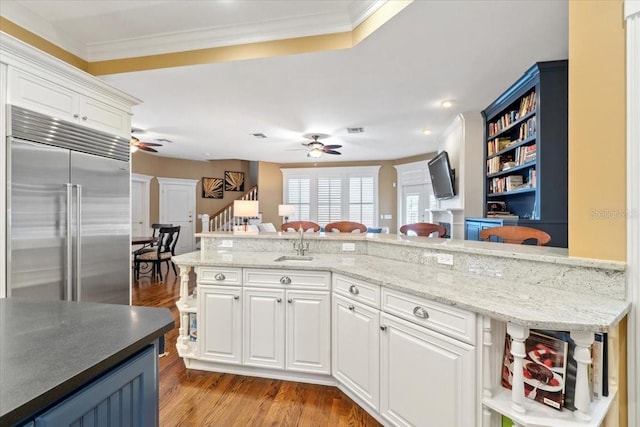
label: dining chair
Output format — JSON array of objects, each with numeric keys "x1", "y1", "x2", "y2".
[
  {"x1": 479, "y1": 225, "x2": 551, "y2": 246},
  {"x1": 399, "y1": 222, "x2": 447, "y2": 237},
  {"x1": 133, "y1": 223, "x2": 173, "y2": 257},
  {"x1": 281, "y1": 221, "x2": 321, "y2": 232},
  {"x1": 325, "y1": 221, "x2": 367, "y2": 233},
  {"x1": 134, "y1": 225, "x2": 181, "y2": 280}
]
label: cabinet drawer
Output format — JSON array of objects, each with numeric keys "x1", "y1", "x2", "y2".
[
  {"x1": 244, "y1": 269, "x2": 330, "y2": 290},
  {"x1": 333, "y1": 274, "x2": 380, "y2": 308},
  {"x1": 197, "y1": 267, "x2": 242, "y2": 285},
  {"x1": 381, "y1": 288, "x2": 476, "y2": 345}
]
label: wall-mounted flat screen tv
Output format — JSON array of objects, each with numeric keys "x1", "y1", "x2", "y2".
[{"x1": 427, "y1": 151, "x2": 456, "y2": 200}]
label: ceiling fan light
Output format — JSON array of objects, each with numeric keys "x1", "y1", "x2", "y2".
[
  {"x1": 309, "y1": 142, "x2": 323, "y2": 150},
  {"x1": 130, "y1": 144, "x2": 138, "y2": 153},
  {"x1": 308, "y1": 148, "x2": 323, "y2": 158}
]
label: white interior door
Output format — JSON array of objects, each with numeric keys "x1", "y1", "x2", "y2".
[
  {"x1": 402, "y1": 184, "x2": 429, "y2": 225},
  {"x1": 157, "y1": 177, "x2": 197, "y2": 254},
  {"x1": 131, "y1": 173, "x2": 152, "y2": 237}
]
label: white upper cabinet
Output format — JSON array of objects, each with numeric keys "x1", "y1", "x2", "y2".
[{"x1": 8, "y1": 68, "x2": 132, "y2": 137}]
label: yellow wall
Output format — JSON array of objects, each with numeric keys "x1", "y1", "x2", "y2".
[
  {"x1": 568, "y1": 0, "x2": 626, "y2": 261},
  {"x1": 131, "y1": 151, "x2": 251, "y2": 232}
]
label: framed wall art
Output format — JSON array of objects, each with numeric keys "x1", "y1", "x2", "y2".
[
  {"x1": 224, "y1": 171, "x2": 245, "y2": 192},
  {"x1": 202, "y1": 177, "x2": 223, "y2": 199}
]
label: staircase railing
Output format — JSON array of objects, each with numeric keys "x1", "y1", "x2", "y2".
[{"x1": 209, "y1": 185, "x2": 259, "y2": 231}]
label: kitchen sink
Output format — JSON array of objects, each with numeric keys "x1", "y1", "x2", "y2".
[{"x1": 274, "y1": 255, "x2": 314, "y2": 262}]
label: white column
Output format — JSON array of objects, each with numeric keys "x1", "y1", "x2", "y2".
[
  {"x1": 570, "y1": 330, "x2": 595, "y2": 422},
  {"x1": 625, "y1": 2, "x2": 640, "y2": 427},
  {"x1": 482, "y1": 317, "x2": 497, "y2": 427},
  {"x1": 506, "y1": 323, "x2": 529, "y2": 417},
  {"x1": 177, "y1": 265, "x2": 192, "y2": 353}
]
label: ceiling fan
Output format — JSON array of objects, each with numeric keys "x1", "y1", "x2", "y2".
[
  {"x1": 130, "y1": 136, "x2": 162, "y2": 153},
  {"x1": 301, "y1": 134, "x2": 342, "y2": 158}
]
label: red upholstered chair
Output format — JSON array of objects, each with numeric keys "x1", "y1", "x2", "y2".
[
  {"x1": 479, "y1": 225, "x2": 551, "y2": 246},
  {"x1": 280, "y1": 221, "x2": 321, "y2": 232},
  {"x1": 399, "y1": 222, "x2": 447, "y2": 237},
  {"x1": 325, "y1": 221, "x2": 367, "y2": 233}
]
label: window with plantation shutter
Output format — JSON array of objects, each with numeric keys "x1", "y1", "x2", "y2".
[
  {"x1": 282, "y1": 166, "x2": 380, "y2": 227},
  {"x1": 317, "y1": 177, "x2": 342, "y2": 225},
  {"x1": 286, "y1": 177, "x2": 310, "y2": 221},
  {"x1": 349, "y1": 176, "x2": 374, "y2": 226}
]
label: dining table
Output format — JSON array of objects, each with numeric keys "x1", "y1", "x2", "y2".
[{"x1": 132, "y1": 236, "x2": 157, "y2": 246}]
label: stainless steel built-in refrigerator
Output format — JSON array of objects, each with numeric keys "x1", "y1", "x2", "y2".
[{"x1": 7, "y1": 105, "x2": 131, "y2": 304}]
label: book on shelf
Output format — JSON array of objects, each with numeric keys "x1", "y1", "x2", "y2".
[
  {"x1": 505, "y1": 175, "x2": 523, "y2": 191},
  {"x1": 486, "y1": 213, "x2": 519, "y2": 219},
  {"x1": 502, "y1": 330, "x2": 569, "y2": 411},
  {"x1": 592, "y1": 332, "x2": 609, "y2": 399},
  {"x1": 189, "y1": 313, "x2": 197, "y2": 342}
]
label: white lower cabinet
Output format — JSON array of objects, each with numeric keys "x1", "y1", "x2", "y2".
[
  {"x1": 243, "y1": 287, "x2": 286, "y2": 369},
  {"x1": 199, "y1": 285, "x2": 242, "y2": 364},
  {"x1": 332, "y1": 293, "x2": 380, "y2": 411},
  {"x1": 242, "y1": 268, "x2": 331, "y2": 375},
  {"x1": 286, "y1": 290, "x2": 331, "y2": 374},
  {"x1": 379, "y1": 312, "x2": 476, "y2": 427}
]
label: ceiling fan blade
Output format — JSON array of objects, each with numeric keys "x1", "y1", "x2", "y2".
[
  {"x1": 323, "y1": 144, "x2": 342, "y2": 150},
  {"x1": 139, "y1": 142, "x2": 163, "y2": 147},
  {"x1": 139, "y1": 146, "x2": 158, "y2": 153},
  {"x1": 324, "y1": 150, "x2": 341, "y2": 155}
]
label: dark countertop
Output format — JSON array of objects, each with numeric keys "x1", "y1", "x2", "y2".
[{"x1": 0, "y1": 298, "x2": 174, "y2": 425}]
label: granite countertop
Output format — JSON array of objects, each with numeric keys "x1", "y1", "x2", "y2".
[
  {"x1": 196, "y1": 231, "x2": 625, "y2": 270},
  {"x1": 0, "y1": 298, "x2": 174, "y2": 425},
  {"x1": 173, "y1": 250, "x2": 630, "y2": 332}
]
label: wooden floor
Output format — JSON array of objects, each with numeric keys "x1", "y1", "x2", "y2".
[{"x1": 132, "y1": 267, "x2": 382, "y2": 427}]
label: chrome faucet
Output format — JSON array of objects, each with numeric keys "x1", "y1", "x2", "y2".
[{"x1": 293, "y1": 226, "x2": 310, "y2": 256}]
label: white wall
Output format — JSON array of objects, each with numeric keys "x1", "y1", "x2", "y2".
[{"x1": 424, "y1": 112, "x2": 484, "y2": 239}]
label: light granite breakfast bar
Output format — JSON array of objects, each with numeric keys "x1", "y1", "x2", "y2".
[{"x1": 172, "y1": 232, "x2": 630, "y2": 427}]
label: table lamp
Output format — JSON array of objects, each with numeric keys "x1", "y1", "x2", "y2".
[
  {"x1": 234, "y1": 200, "x2": 259, "y2": 232},
  {"x1": 278, "y1": 204, "x2": 295, "y2": 225}
]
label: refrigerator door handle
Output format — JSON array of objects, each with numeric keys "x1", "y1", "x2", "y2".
[
  {"x1": 66, "y1": 183, "x2": 73, "y2": 301},
  {"x1": 75, "y1": 184, "x2": 82, "y2": 301}
]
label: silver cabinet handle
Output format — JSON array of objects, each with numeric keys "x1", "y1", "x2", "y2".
[
  {"x1": 380, "y1": 325, "x2": 387, "y2": 331},
  {"x1": 73, "y1": 113, "x2": 79, "y2": 118},
  {"x1": 348, "y1": 285, "x2": 360, "y2": 295},
  {"x1": 280, "y1": 276, "x2": 292, "y2": 285},
  {"x1": 277, "y1": 298, "x2": 282, "y2": 303},
  {"x1": 233, "y1": 295, "x2": 239, "y2": 300},
  {"x1": 81, "y1": 116, "x2": 87, "y2": 121},
  {"x1": 413, "y1": 306, "x2": 429, "y2": 319},
  {"x1": 214, "y1": 273, "x2": 225, "y2": 281},
  {"x1": 287, "y1": 298, "x2": 293, "y2": 303},
  {"x1": 348, "y1": 304, "x2": 355, "y2": 311}
]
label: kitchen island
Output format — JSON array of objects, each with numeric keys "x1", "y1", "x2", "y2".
[
  {"x1": 0, "y1": 298, "x2": 174, "y2": 426},
  {"x1": 173, "y1": 232, "x2": 630, "y2": 427}
]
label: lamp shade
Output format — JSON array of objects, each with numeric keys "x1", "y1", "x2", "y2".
[
  {"x1": 278, "y1": 204, "x2": 295, "y2": 217},
  {"x1": 234, "y1": 200, "x2": 259, "y2": 217}
]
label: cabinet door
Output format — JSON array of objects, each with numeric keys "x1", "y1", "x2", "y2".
[
  {"x1": 8, "y1": 68, "x2": 78, "y2": 120},
  {"x1": 78, "y1": 96, "x2": 131, "y2": 137},
  {"x1": 243, "y1": 287, "x2": 285, "y2": 369},
  {"x1": 199, "y1": 286, "x2": 242, "y2": 364},
  {"x1": 465, "y1": 221, "x2": 482, "y2": 241},
  {"x1": 332, "y1": 294, "x2": 380, "y2": 411},
  {"x1": 286, "y1": 290, "x2": 330, "y2": 374},
  {"x1": 380, "y1": 313, "x2": 475, "y2": 427}
]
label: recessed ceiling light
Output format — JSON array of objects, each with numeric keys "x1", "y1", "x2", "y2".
[
  {"x1": 441, "y1": 100, "x2": 454, "y2": 109},
  {"x1": 347, "y1": 127, "x2": 364, "y2": 134},
  {"x1": 422, "y1": 129, "x2": 432, "y2": 135}
]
